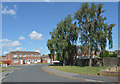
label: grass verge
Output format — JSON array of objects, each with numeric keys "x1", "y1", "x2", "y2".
[
  {"x1": 49, "y1": 66, "x2": 108, "y2": 75},
  {"x1": 0, "y1": 67, "x2": 15, "y2": 72}
]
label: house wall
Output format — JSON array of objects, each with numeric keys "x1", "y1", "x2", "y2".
[{"x1": 2, "y1": 51, "x2": 41, "y2": 65}]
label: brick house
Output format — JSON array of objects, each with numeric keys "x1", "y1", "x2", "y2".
[
  {"x1": 74, "y1": 45, "x2": 100, "y2": 59},
  {"x1": 1, "y1": 51, "x2": 41, "y2": 65},
  {"x1": 42, "y1": 54, "x2": 57, "y2": 63}
]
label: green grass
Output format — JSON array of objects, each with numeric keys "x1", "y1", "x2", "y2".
[
  {"x1": 49, "y1": 66, "x2": 108, "y2": 75},
  {"x1": 0, "y1": 67, "x2": 15, "y2": 72}
]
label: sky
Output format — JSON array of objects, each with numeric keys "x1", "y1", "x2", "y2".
[{"x1": 1, "y1": 2, "x2": 118, "y2": 55}]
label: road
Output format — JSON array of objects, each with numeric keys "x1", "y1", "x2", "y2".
[{"x1": 2, "y1": 64, "x2": 82, "y2": 82}]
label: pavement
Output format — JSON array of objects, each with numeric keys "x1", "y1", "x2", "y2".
[
  {"x1": 0, "y1": 67, "x2": 21, "y2": 83},
  {"x1": 42, "y1": 65, "x2": 119, "y2": 83},
  {"x1": 2, "y1": 64, "x2": 83, "y2": 82}
]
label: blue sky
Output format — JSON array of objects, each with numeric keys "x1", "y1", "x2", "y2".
[{"x1": 1, "y1": 2, "x2": 118, "y2": 55}]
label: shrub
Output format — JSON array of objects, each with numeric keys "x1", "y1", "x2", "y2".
[
  {"x1": 99, "y1": 50, "x2": 110, "y2": 57},
  {"x1": 0, "y1": 62, "x2": 3, "y2": 64}
]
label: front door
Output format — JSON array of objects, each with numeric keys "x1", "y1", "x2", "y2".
[
  {"x1": 20, "y1": 60, "x2": 23, "y2": 64},
  {"x1": 23, "y1": 60, "x2": 26, "y2": 64}
]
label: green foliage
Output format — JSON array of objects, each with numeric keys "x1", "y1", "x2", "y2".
[
  {"x1": 109, "y1": 52, "x2": 118, "y2": 57},
  {"x1": 74, "y1": 3, "x2": 115, "y2": 66},
  {"x1": 99, "y1": 50, "x2": 110, "y2": 57},
  {"x1": 0, "y1": 62, "x2": 3, "y2": 64},
  {"x1": 47, "y1": 15, "x2": 78, "y2": 66},
  {"x1": 47, "y1": 2, "x2": 115, "y2": 66},
  {"x1": 41, "y1": 58, "x2": 43, "y2": 63}
]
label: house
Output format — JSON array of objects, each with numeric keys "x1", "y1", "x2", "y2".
[
  {"x1": 118, "y1": 50, "x2": 120, "y2": 57},
  {"x1": 75, "y1": 45, "x2": 100, "y2": 60},
  {"x1": 0, "y1": 51, "x2": 41, "y2": 65},
  {"x1": 42, "y1": 55, "x2": 51, "y2": 63},
  {"x1": 42, "y1": 54, "x2": 57, "y2": 63}
]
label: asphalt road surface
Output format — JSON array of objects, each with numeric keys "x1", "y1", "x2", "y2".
[{"x1": 2, "y1": 64, "x2": 82, "y2": 82}]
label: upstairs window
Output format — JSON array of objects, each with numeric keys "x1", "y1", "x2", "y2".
[
  {"x1": 28, "y1": 54, "x2": 30, "y2": 57},
  {"x1": 35, "y1": 55, "x2": 37, "y2": 57},
  {"x1": 38, "y1": 55, "x2": 41, "y2": 57},
  {"x1": 19, "y1": 55, "x2": 22, "y2": 57},
  {"x1": 23, "y1": 54, "x2": 26, "y2": 57},
  {"x1": 78, "y1": 49, "x2": 81, "y2": 53},
  {"x1": 13, "y1": 55, "x2": 17, "y2": 58}
]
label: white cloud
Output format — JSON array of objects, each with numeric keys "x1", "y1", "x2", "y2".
[
  {"x1": 2, "y1": 40, "x2": 21, "y2": 47},
  {"x1": 3, "y1": 52, "x2": 8, "y2": 55},
  {"x1": 19, "y1": 36, "x2": 26, "y2": 40},
  {"x1": 44, "y1": 0, "x2": 51, "y2": 2},
  {"x1": 0, "y1": 39, "x2": 11, "y2": 42},
  {"x1": 29, "y1": 31, "x2": 43, "y2": 40},
  {"x1": 35, "y1": 50, "x2": 40, "y2": 53},
  {"x1": 15, "y1": 47, "x2": 23, "y2": 51},
  {"x1": 14, "y1": 5, "x2": 17, "y2": 9},
  {"x1": 2, "y1": 5, "x2": 17, "y2": 15}
]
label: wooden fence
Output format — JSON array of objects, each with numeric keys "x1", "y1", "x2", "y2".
[
  {"x1": 103, "y1": 57, "x2": 120, "y2": 66},
  {"x1": 76, "y1": 57, "x2": 120, "y2": 66}
]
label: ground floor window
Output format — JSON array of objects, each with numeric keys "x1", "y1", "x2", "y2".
[
  {"x1": 14, "y1": 60, "x2": 18, "y2": 63},
  {"x1": 31, "y1": 59, "x2": 34, "y2": 62}
]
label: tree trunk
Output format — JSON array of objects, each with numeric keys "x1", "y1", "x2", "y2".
[
  {"x1": 89, "y1": 53, "x2": 92, "y2": 67},
  {"x1": 63, "y1": 49, "x2": 65, "y2": 66},
  {"x1": 89, "y1": 58, "x2": 92, "y2": 67},
  {"x1": 52, "y1": 54, "x2": 54, "y2": 61}
]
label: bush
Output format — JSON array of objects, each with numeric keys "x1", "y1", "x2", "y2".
[
  {"x1": 0, "y1": 62, "x2": 3, "y2": 64},
  {"x1": 109, "y1": 53, "x2": 118, "y2": 57},
  {"x1": 41, "y1": 58, "x2": 43, "y2": 63},
  {"x1": 99, "y1": 50, "x2": 110, "y2": 57}
]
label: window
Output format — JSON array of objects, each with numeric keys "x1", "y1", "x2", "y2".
[
  {"x1": 14, "y1": 60, "x2": 18, "y2": 63},
  {"x1": 19, "y1": 55, "x2": 22, "y2": 57},
  {"x1": 37, "y1": 60, "x2": 40, "y2": 62},
  {"x1": 31, "y1": 54, "x2": 34, "y2": 57},
  {"x1": 13, "y1": 55, "x2": 17, "y2": 57},
  {"x1": 38, "y1": 55, "x2": 40, "y2": 57},
  {"x1": 28, "y1": 54, "x2": 30, "y2": 57},
  {"x1": 23, "y1": 54, "x2": 26, "y2": 57},
  {"x1": 35, "y1": 55, "x2": 37, "y2": 57},
  {"x1": 78, "y1": 49, "x2": 81, "y2": 53},
  {"x1": 31, "y1": 59, "x2": 34, "y2": 62},
  {"x1": 28, "y1": 59, "x2": 31, "y2": 62}
]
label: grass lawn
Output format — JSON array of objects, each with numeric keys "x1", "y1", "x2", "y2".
[
  {"x1": 0, "y1": 67, "x2": 15, "y2": 72},
  {"x1": 49, "y1": 66, "x2": 108, "y2": 75}
]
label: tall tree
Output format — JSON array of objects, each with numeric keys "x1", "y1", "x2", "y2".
[
  {"x1": 74, "y1": 3, "x2": 115, "y2": 67},
  {"x1": 47, "y1": 15, "x2": 78, "y2": 66}
]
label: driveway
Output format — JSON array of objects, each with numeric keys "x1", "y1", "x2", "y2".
[{"x1": 2, "y1": 64, "x2": 83, "y2": 82}]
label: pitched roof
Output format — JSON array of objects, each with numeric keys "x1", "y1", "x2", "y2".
[{"x1": 10, "y1": 51, "x2": 41, "y2": 54}]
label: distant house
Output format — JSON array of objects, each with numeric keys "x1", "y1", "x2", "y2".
[
  {"x1": 42, "y1": 55, "x2": 51, "y2": 63},
  {"x1": 0, "y1": 51, "x2": 41, "y2": 65},
  {"x1": 42, "y1": 54, "x2": 57, "y2": 63},
  {"x1": 74, "y1": 45, "x2": 100, "y2": 60},
  {"x1": 118, "y1": 50, "x2": 120, "y2": 57}
]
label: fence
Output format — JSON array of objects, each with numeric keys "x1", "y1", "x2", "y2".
[
  {"x1": 76, "y1": 58, "x2": 103, "y2": 66},
  {"x1": 0, "y1": 64, "x2": 7, "y2": 67},
  {"x1": 76, "y1": 57, "x2": 120, "y2": 66},
  {"x1": 103, "y1": 57, "x2": 120, "y2": 66}
]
